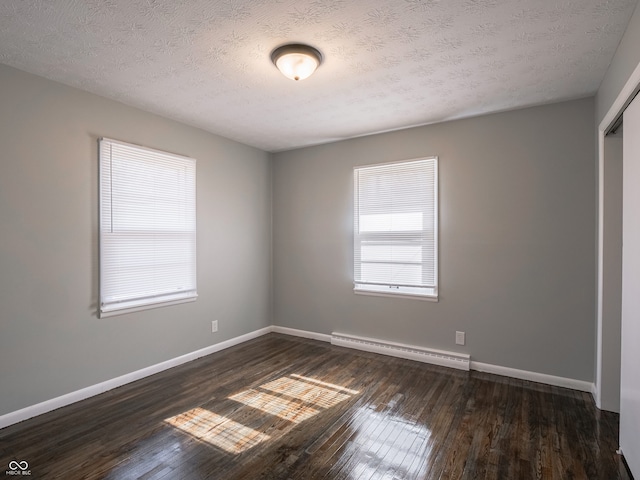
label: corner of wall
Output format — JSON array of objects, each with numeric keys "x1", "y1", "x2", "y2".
[{"x1": 268, "y1": 152, "x2": 275, "y2": 326}]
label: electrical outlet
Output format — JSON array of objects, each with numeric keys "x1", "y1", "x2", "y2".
[
  {"x1": 212, "y1": 320, "x2": 218, "y2": 333},
  {"x1": 455, "y1": 331, "x2": 465, "y2": 346}
]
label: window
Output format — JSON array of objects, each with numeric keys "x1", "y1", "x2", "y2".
[
  {"x1": 353, "y1": 157, "x2": 438, "y2": 299},
  {"x1": 99, "y1": 138, "x2": 197, "y2": 317}
]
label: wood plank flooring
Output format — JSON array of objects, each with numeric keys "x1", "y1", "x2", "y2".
[{"x1": 0, "y1": 334, "x2": 631, "y2": 479}]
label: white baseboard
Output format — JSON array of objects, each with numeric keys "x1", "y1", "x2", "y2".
[
  {"x1": 273, "y1": 326, "x2": 593, "y2": 392},
  {"x1": 470, "y1": 361, "x2": 594, "y2": 393},
  {"x1": 271, "y1": 325, "x2": 332, "y2": 342},
  {"x1": 0, "y1": 326, "x2": 272, "y2": 430},
  {"x1": 0, "y1": 324, "x2": 597, "y2": 430}
]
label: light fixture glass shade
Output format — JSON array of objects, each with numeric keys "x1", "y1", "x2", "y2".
[{"x1": 271, "y1": 44, "x2": 322, "y2": 81}]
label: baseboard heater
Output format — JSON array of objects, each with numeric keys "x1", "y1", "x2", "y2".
[{"x1": 331, "y1": 332, "x2": 470, "y2": 371}]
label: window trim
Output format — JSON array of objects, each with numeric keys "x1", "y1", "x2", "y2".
[
  {"x1": 98, "y1": 137, "x2": 197, "y2": 318},
  {"x1": 353, "y1": 156, "x2": 439, "y2": 301},
  {"x1": 99, "y1": 296, "x2": 197, "y2": 318},
  {"x1": 353, "y1": 286, "x2": 439, "y2": 302}
]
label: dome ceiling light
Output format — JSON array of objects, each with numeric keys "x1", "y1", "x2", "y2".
[{"x1": 271, "y1": 44, "x2": 323, "y2": 81}]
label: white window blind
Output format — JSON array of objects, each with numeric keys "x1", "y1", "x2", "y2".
[
  {"x1": 99, "y1": 138, "x2": 197, "y2": 317},
  {"x1": 354, "y1": 157, "x2": 438, "y2": 299}
]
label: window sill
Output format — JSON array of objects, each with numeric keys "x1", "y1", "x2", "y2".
[
  {"x1": 353, "y1": 287, "x2": 438, "y2": 302},
  {"x1": 100, "y1": 294, "x2": 197, "y2": 318}
]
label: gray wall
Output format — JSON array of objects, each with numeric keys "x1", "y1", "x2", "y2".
[
  {"x1": 0, "y1": 64, "x2": 272, "y2": 416},
  {"x1": 601, "y1": 134, "x2": 623, "y2": 412},
  {"x1": 272, "y1": 98, "x2": 596, "y2": 381}
]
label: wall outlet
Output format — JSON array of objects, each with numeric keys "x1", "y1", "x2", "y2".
[
  {"x1": 212, "y1": 320, "x2": 218, "y2": 333},
  {"x1": 455, "y1": 331, "x2": 465, "y2": 346}
]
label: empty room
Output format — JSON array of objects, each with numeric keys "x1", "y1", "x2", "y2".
[{"x1": 1, "y1": 0, "x2": 640, "y2": 479}]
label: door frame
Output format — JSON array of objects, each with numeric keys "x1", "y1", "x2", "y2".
[{"x1": 596, "y1": 61, "x2": 640, "y2": 410}]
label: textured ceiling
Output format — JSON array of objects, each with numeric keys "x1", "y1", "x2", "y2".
[{"x1": 0, "y1": 0, "x2": 637, "y2": 152}]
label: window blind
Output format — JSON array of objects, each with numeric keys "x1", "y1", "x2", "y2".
[
  {"x1": 354, "y1": 157, "x2": 438, "y2": 298},
  {"x1": 99, "y1": 138, "x2": 197, "y2": 316}
]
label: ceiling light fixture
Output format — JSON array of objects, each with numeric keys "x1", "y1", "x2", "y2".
[{"x1": 271, "y1": 44, "x2": 323, "y2": 81}]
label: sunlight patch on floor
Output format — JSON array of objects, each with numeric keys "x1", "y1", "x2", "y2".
[
  {"x1": 165, "y1": 374, "x2": 360, "y2": 455},
  {"x1": 229, "y1": 388, "x2": 320, "y2": 423},
  {"x1": 261, "y1": 376, "x2": 352, "y2": 409},
  {"x1": 290, "y1": 374, "x2": 361, "y2": 395},
  {"x1": 165, "y1": 407, "x2": 270, "y2": 454}
]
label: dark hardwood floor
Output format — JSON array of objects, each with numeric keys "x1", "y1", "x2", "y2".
[{"x1": 0, "y1": 333, "x2": 631, "y2": 479}]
